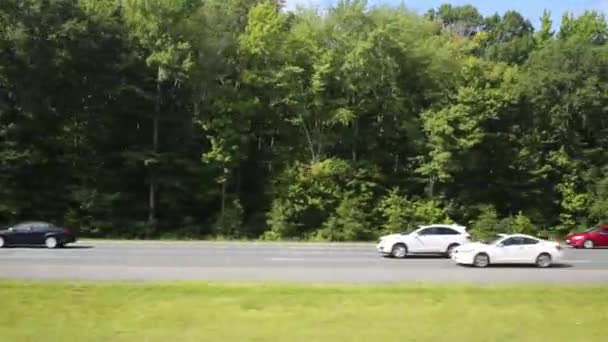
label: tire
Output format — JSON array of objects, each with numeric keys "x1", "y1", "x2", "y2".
[
  {"x1": 446, "y1": 244, "x2": 459, "y2": 258},
  {"x1": 584, "y1": 240, "x2": 594, "y2": 249},
  {"x1": 45, "y1": 236, "x2": 58, "y2": 249},
  {"x1": 0, "y1": 236, "x2": 5, "y2": 248},
  {"x1": 391, "y1": 243, "x2": 408, "y2": 259},
  {"x1": 536, "y1": 253, "x2": 552, "y2": 268},
  {"x1": 473, "y1": 253, "x2": 490, "y2": 268}
]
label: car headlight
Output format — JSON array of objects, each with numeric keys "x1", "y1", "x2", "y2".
[{"x1": 572, "y1": 236, "x2": 584, "y2": 240}]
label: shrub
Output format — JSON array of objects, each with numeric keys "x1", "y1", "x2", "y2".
[
  {"x1": 315, "y1": 192, "x2": 374, "y2": 241},
  {"x1": 264, "y1": 158, "x2": 382, "y2": 240},
  {"x1": 590, "y1": 176, "x2": 608, "y2": 223},
  {"x1": 213, "y1": 198, "x2": 244, "y2": 239},
  {"x1": 377, "y1": 188, "x2": 451, "y2": 234},
  {"x1": 470, "y1": 206, "x2": 539, "y2": 240},
  {"x1": 509, "y1": 211, "x2": 536, "y2": 234},
  {"x1": 469, "y1": 205, "x2": 501, "y2": 241}
]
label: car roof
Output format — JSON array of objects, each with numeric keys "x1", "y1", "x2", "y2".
[
  {"x1": 13, "y1": 221, "x2": 52, "y2": 226},
  {"x1": 497, "y1": 233, "x2": 542, "y2": 240},
  {"x1": 419, "y1": 224, "x2": 467, "y2": 232}
]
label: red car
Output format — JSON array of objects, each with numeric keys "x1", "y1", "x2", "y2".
[{"x1": 565, "y1": 224, "x2": 608, "y2": 249}]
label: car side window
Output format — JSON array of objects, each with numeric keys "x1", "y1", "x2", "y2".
[
  {"x1": 418, "y1": 228, "x2": 438, "y2": 236},
  {"x1": 438, "y1": 228, "x2": 460, "y2": 235},
  {"x1": 14, "y1": 224, "x2": 32, "y2": 232},
  {"x1": 501, "y1": 237, "x2": 520, "y2": 246},
  {"x1": 32, "y1": 223, "x2": 49, "y2": 232},
  {"x1": 521, "y1": 237, "x2": 539, "y2": 245},
  {"x1": 601, "y1": 229, "x2": 608, "y2": 235}
]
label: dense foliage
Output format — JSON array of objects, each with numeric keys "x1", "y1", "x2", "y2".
[{"x1": 1, "y1": 0, "x2": 607, "y2": 240}]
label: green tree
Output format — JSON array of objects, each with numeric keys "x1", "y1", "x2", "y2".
[
  {"x1": 123, "y1": 0, "x2": 200, "y2": 226},
  {"x1": 426, "y1": 4, "x2": 484, "y2": 37}
]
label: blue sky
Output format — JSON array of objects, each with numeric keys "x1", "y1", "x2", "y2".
[{"x1": 286, "y1": 0, "x2": 608, "y2": 29}]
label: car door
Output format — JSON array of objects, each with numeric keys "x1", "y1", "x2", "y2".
[
  {"x1": 12, "y1": 223, "x2": 35, "y2": 245},
  {"x1": 437, "y1": 227, "x2": 463, "y2": 251},
  {"x1": 596, "y1": 227, "x2": 608, "y2": 247},
  {"x1": 414, "y1": 227, "x2": 443, "y2": 252},
  {"x1": 30, "y1": 223, "x2": 50, "y2": 244},
  {"x1": 492, "y1": 237, "x2": 525, "y2": 263},
  {"x1": 519, "y1": 237, "x2": 542, "y2": 262}
]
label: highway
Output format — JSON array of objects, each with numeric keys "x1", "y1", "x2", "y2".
[{"x1": 1, "y1": 240, "x2": 608, "y2": 283}]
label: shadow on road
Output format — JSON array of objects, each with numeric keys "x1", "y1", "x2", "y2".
[
  {"x1": 383, "y1": 255, "x2": 448, "y2": 260},
  {"x1": 461, "y1": 263, "x2": 574, "y2": 269},
  {"x1": 2, "y1": 245, "x2": 94, "y2": 250},
  {"x1": 406, "y1": 255, "x2": 447, "y2": 259}
]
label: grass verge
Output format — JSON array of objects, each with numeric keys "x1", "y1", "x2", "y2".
[{"x1": 0, "y1": 281, "x2": 606, "y2": 341}]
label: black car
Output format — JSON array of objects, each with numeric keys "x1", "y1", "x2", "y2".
[{"x1": 0, "y1": 221, "x2": 76, "y2": 248}]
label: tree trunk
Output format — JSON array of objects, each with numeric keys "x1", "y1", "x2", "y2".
[
  {"x1": 394, "y1": 154, "x2": 399, "y2": 174},
  {"x1": 219, "y1": 180, "x2": 226, "y2": 227},
  {"x1": 148, "y1": 72, "x2": 161, "y2": 225},
  {"x1": 428, "y1": 176, "x2": 435, "y2": 198},
  {"x1": 352, "y1": 117, "x2": 358, "y2": 162},
  {"x1": 300, "y1": 115, "x2": 317, "y2": 162}
]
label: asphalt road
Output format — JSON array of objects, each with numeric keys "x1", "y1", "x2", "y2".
[{"x1": 2, "y1": 240, "x2": 608, "y2": 283}]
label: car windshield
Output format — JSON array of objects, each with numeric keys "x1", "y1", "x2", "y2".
[
  {"x1": 482, "y1": 235, "x2": 504, "y2": 245},
  {"x1": 585, "y1": 226, "x2": 599, "y2": 232},
  {"x1": 402, "y1": 226, "x2": 421, "y2": 234}
]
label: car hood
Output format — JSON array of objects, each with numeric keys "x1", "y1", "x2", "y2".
[{"x1": 566, "y1": 232, "x2": 587, "y2": 239}]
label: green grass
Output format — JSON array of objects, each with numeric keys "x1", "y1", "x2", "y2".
[{"x1": 0, "y1": 281, "x2": 606, "y2": 342}]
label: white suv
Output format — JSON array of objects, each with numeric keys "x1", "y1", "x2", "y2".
[{"x1": 376, "y1": 224, "x2": 470, "y2": 258}]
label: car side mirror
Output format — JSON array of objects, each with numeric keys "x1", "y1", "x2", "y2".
[{"x1": 8, "y1": 227, "x2": 13, "y2": 232}]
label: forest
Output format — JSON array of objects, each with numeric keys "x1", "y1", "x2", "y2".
[{"x1": 1, "y1": 0, "x2": 607, "y2": 240}]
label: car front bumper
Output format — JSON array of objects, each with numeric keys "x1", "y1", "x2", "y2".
[
  {"x1": 451, "y1": 251, "x2": 475, "y2": 265},
  {"x1": 565, "y1": 238, "x2": 584, "y2": 248},
  {"x1": 376, "y1": 241, "x2": 392, "y2": 255}
]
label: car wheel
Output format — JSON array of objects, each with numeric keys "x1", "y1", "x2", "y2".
[
  {"x1": 0, "y1": 236, "x2": 5, "y2": 248},
  {"x1": 583, "y1": 240, "x2": 594, "y2": 249},
  {"x1": 446, "y1": 244, "x2": 459, "y2": 258},
  {"x1": 391, "y1": 243, "x2": 408, "y2": 259},
  {"x1": 473, "y1": 253, "x2": 490, "y2": 268},
  {"x1": 45, "y1": 237, "x2": 58, "y2": 249},
  {"x1": 536, "y1": 253, "x2": 552, "y2": 268}
]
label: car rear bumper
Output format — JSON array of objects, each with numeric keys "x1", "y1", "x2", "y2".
[{"x1": 63, "y1": 235, "x2": 77, "y2": 243}]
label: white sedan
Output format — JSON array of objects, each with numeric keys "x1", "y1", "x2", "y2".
[{"x1": 451, "y1": 234, "x2": 564, "y2": 268}]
